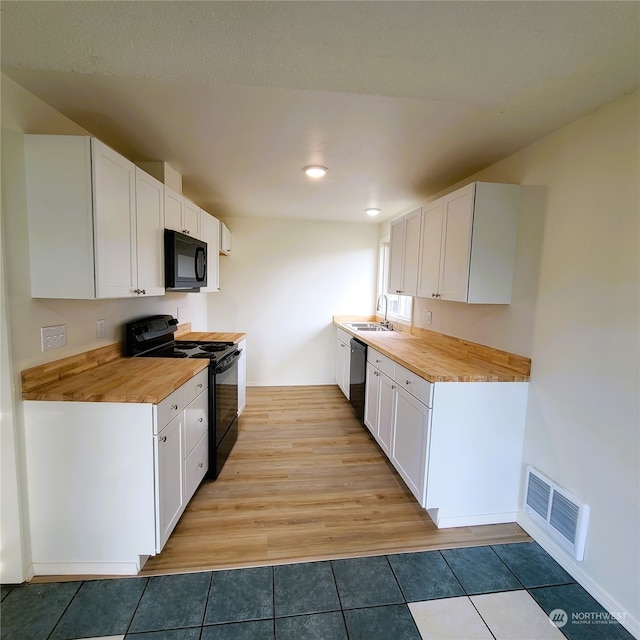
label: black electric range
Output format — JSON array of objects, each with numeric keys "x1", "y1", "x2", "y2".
[{"x1": 124, "y1": 314, "x2": 241, "y2": 480}]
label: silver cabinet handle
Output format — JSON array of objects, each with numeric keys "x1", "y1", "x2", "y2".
[
  {"x1": 197, "y1": 462, "x2": 203, "y2": 468},
  {"x1": 160, "y1": 436, "x2": 167, "y2": 443},
  {"x1": 134, "y1": 289, "x2": 146, "y2": 295},
  {"x1": 182, "y1": 229, "x2": 190, "y2": 235},
  {"x1": 406, "y1": 380, "x2": 411, "y2": 385},
  {"x1": 197, "y1": 383, "x2": 203, "y2": 388},
  {"x1": 171, "y1": 403, "x2": 178, "y2": 410},
  {"x1": 198, "y1": 417, "x2": 203, "y2": 422}
]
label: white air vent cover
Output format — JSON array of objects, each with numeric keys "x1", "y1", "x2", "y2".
[{"x1": 524, "y1": 466, "x2": 590, "y2": 561}]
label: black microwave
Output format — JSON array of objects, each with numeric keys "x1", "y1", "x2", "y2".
[{"x1": 164, "y1": 229, "x2": 207, "y2": 291}]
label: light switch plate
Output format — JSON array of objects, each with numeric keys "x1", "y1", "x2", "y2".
[
  {"x1": 41, "y1": 324, "x2": 66, "y2": 351},
  {"x1": 96, "y1": 319, "x2": 106, "y2": 339}
]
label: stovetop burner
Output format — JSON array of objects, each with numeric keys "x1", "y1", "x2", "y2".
[{"x1": 198, "y1": 343, "x2": 234, "y2": 352}]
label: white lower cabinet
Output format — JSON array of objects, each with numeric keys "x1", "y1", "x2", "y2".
[
  {"x1": 391, "y1": 384, "x2": 430, "y2": 505},
  {"x1": 364, "y1": 361, "x2": 394, "y2": 456},
  {"x1": 364, "y1": 347, "x2": 527, "y2": 528},
  {"x1": 23, "y1": 368, "x2": 209, "y2": 576},
  {"x1": 156, "y1": 413, "x2": 185, "y2": 551},
  {"x1": 336, "y1": 327, "x2": 351, "y2": 399},
  {"x1": 237, "y1": 338, "x2": 247, "y2": 414}
]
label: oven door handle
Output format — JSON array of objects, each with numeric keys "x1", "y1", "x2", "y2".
[{"x1": 215, "y1": 349, "x2": 242, "y2": 373}]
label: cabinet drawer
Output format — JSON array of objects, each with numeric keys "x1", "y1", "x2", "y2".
[
  {"x1": 185, "y1": 389, "x2": 208, "y2": 455},
  {"x1": 395, "y1": 364, "x2": 433, "y2": 407},
  {"x1": 184, "y1": 369, "x2": 208, "y2": 405},
  {"x1": 367, "y1": 348, "x2": 395, "y2": 378},
  {"x1": 185, "y1": 432, "x2": 208, "y2": 501},
  {"x1": 156, "y1": 387, "x2": 184, "y2": 434},
  {"x1": 337, "y1": 327, "x2": 351, "y2": 344}
]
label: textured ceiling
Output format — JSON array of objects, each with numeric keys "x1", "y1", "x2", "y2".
[{"x1": 2, "y1": 1, "x2": 639, "y2": 223}]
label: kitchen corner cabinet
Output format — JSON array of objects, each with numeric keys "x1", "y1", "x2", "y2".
[
  {"x1": 417, "y1": 182, "x2": 521, "y2": 304},
  {"x1": 364, "y1": 346, "x2": 527, "y2": 527},
  {"x1": 388, "y1": 207, "x2": 421, "y2": 296},
  {"x1": 164, "y1": 187, "x2": 200, "y2": 238},
  {"x1": 336, "y1": 327, "x2": 351, "y2": 399},
  {"x1": 24, "y1": 135, "x2": 164, "y2": 299},
  {"x1": 238, "y1": 338, "x2": 247, "y2": 414},
  {"x1": 199, "y1": 211, "x2": 221, "y2": 292},
  {"x1": 22, "y1": 368, "x2": 209, "y2": 576}
]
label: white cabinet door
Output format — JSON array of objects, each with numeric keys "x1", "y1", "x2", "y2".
[
  {"x1": 156, "y1": 413, "x2": 185, "y2": 552},
  {"x1": 377, "y1": 372, "x2": 395, "y2": 456},
  {"x1": 388, "y1": 208, "x2": 421, "y2": 296},
  {"x1": 388, "y1": 217, "x2": 405, "y2": 295},
  {"x1": 364, "y1": 362, "x2": 379, "y2": 436},
  {"x1": 336, "y1": 338, "x2": 350, "y2": 399},
  {"x1": 92, "y1": 139, "x2": 137, "y2": 298},
  {"x1": 391, "y1": 385, "x2": 430, "y2": 506},
  {"x1": 237, "y1": 339, "x2": 247, "y2": 414},
  {"x1": 417, "y1": 198, "x2": 444, "y2": 299},
  {"x1": 200, "y1": 211, "x2": 221, "y2": 293},
  {"x1": 183, "y1": 199, "x2": 201, "y2": 238},
  {"x1": 439, "y1": 184, "x2": 474, "y2": 302},
  {"x1": 134, "y1": 168, "x2": 165, "y2": 297},
  {"x1": 164, "y1": 186, "x2": 184, "y2": 233}
]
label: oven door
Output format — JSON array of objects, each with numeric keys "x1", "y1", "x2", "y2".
[{"x1": 213, "y1": 350, "x2": 240, "y2": 445}]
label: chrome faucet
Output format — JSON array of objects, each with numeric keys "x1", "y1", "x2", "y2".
[{"x1": 376, "y1": 294, "x2": 389, "y2": 326}]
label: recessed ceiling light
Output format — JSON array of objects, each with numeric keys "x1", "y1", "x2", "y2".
[
  {"x1": 304, "y1": 165, "x2": 328, "y2": 178},
  {"x1": 365, "y1": 208, "x2": 381, "y2": 217}
]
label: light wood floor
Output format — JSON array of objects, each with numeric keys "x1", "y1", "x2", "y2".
[{"x1": 140, "y1": 385, "x2": 529, "y2": 576}]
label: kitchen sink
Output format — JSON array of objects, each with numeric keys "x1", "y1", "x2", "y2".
[{"x1": 346, "y1": 322, "x2": 392, "y2": 332}]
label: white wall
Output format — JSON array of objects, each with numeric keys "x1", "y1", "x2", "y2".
[
  {"x1": 409, "y1": 92, "x2": 639, "y2": 632},
  {"x1": 0, "y1": 74, "x2": 208, "y2": 583},
  {"x1": 208, "y1": 216, "x2": 379, "y2": 385}
]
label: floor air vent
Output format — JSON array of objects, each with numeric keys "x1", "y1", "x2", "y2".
[{"x1": 524, "y1": 466, "x2": 589, "y2": 561}]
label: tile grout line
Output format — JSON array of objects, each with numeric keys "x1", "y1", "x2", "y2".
[
  {"x1": 383, "y1": 553, "x2": 423, "y2": 639},
  {"x1": 45, "y1": 579, "x2": 83, "y2": 640},
  {"x1": 124, "y1": 576, "x2": 150, "y2": 637}
]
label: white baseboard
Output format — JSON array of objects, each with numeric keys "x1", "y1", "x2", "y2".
[
  {"x1": 30, "y1": 561, "x2": 141, "y2": 577},
  {"x1": 428, "y1": 508, "x2": 518, "y2": 528},
  {"x1": 517, "y1": 514, "x2": 639, "y2": 639}
]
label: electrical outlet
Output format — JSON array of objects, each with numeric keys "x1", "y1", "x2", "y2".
[
  {"x1": 176, "y1": 307, "x2": 182, "y2": 321},
  {"x1": 41, "y1": 324, "x2": 66, "y2": 351},
  {"x1": 96, "y1": 319, "x2": 106, "y2": 339},
  {"x1": 426, "y1": 311, "x2": 433, "y2": 324}
]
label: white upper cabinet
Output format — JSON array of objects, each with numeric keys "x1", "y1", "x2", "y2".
[
  {"x1": 183, "y1": 198, "x2": 201, "y2": 238},
  {"x1": 134, "y1": 168, "x2": 165, "y2": 297},
  {"x1": 417, "y1": 182, "x2": 521, "y2": 304},
  {"x1": 199, "y1": 211, "x2": 220, "y2": 293},
  {"x1": 24, "y1": 135, "x2": 163, "y2": 299},
  {"x1": 164, "y1": 188, "x2": 200, "y2": 238},
  {"x1": 388, "y1": 207, "x2": 421, "y2": 296},
  {"x1": 220, "y1": 222, "x2": 232, "y2": 256}
]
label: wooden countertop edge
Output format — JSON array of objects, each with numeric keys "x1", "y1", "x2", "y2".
[
  {"x1": 21, "y1": 331, "x2": 245, "y2": 402},
  {"x1": 334, "y1": 319, "x2": 530, "y2": 383}
]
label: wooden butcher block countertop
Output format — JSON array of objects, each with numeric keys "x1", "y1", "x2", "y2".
[
  {"x1": 21, "y1": 327, "x2": 246, "y2": 403},
  {"x1": 335, "y1": 318, "x2": 530, "y2": 383}
]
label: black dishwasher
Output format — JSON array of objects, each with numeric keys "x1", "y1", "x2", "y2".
[{"x1": 349, "y1": 338, "x2": 367, "y2": 425}]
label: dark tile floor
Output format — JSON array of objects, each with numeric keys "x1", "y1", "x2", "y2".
[{"x1": 0, "y1": 542, "x2": 633, "y2": 640}]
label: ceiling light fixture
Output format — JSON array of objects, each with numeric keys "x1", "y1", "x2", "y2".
[
  {"x1": 304, "y1": 165, "x2": 328, "y2": 178},
  {"x1": 365, "y1": 208, "x2": 381, "y2": 217}
]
